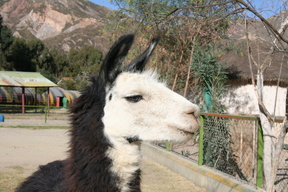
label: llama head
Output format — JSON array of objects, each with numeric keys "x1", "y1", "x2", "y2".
[{"x1": 100, "y1": 34, "x2": 200, "y2": 143}]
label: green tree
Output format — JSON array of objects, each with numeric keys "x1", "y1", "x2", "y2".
[
  {"x1": 49, "y1": 49, "x2": 68, "y2": 78},
  {"x1": 191, "y1": 43, "x2": 228, "y2": 113},
  {"x1": 67, "y1": 45, "x2": 102, "y2": 91},
  {"x1": 38, "y1": 47, "x2": 54, "y2": 72},
  {"x1": 64, "y1": 80, "x2": 76, "y2": 90},
  {"x1": 37, "y1": 48, "x2": 68, "y2": 80},
  {"x1": 37, "y1": 67, "x2": 57, "y2": 83},
  {"x1": 8, "y1": 38, "x2": 36, "y2": 71},
  {"x1": 26, "y1": 39, "x2": 47, "y2": 74},
  {"x1": 0, "y1": 14, "x2": 68, "y2": 83},
  {"x1": 0, "y1": 14, "x2": 14, "y2": 70},
  {"x1": 191, "y1": 42, "x2": 246, "y2": 180},
  {"x1": 108, "y1": 0, "x2": 237, "y2": 95},
  {"x1": 68, "y1": 45, "x2": 102, "y2": 76},
  {"x1": 0, "y1": 15, "x2": 14, "y2": 53},
  {"x1": 27, "y1": 39, "x2": 45, "y2": 63}
]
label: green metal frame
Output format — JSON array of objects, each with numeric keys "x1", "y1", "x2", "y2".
[
  {"x1": 256, "y1": 120, "x2": 264, "y2": 188},
  {"x1": 198, "y1": 116, "x2": 204, "y2": 166},
  {"x1": 152, "y1": 113, "x2": 273, "y2": 187},
  {"x1": 199, "y1": 113, "x2": 265, "y2": 187},
  {"x1": 166, "y1": 141, "x2": 171, "y2": 151}
]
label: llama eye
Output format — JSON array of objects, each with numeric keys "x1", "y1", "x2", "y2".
[{"x1": 125, "y1": 95, "x2": 143, "y2": 103}]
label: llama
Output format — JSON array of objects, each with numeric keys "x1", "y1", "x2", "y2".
[{"x1": 16, "y1": 34, "x2": 200, "y2": 192}]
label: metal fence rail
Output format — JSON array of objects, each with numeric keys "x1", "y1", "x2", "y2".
[
  {"x1": 153, "y1": 113, "x2": 288, "y2": 191},
  {"x1": 0, "y1": 104, "x2": 69, "y2": 123}
]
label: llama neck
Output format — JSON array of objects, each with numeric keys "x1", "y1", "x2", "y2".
[
  {"x1": 64, "y1": 125, "x2": 142, "y2": 192},
  {"x1": 106, "y1": 137, "x2": 142, "y2": 192},
  {"x1": 66, "y1": 82, "x2": 142, "y2": 191},
  {"x1": 64, "y1": 124, "x2": 118, "y2": 191}
]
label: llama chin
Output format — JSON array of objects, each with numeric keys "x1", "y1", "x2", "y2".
[{"x1": 16, "y1": 34, "x2": 200, "y2": 192}]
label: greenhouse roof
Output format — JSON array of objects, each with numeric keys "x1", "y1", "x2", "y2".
[{"x1": 0, "y1": 71, "x2": 57, "y2": 87}]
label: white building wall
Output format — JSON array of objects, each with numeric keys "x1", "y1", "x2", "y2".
[{"x1": 222, "y1": 85, "x2": 287, "y2": 116}]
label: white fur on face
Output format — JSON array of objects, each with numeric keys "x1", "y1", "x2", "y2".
[
  {"x1": 103, "y1": 70, "x2": 200, "y2": 191},
  {"x1": 103, "y1": 70, "x2": 200, "y2": 143}
]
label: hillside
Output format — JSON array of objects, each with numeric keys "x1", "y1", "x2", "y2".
[
  {"x1": 0, "y1": 0, "x2": 113, "y2": 52},
  {"x1": 222, "y1": 11, "x2": 288, "y2": 84},
  {"x1": 1, "y1": 0, "x2": 287, "y2": 84}
]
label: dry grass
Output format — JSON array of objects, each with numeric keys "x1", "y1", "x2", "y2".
[
  {"x1": 0, "y1": 166, "x2": 27, "y2": 192},
  {"x1": 141, "y1": 158, "x2": 206, "y2": 192},
  {"x1": 0, "y1": 158, "x2": 206, "y2": 192},
  {"x1": 0, "y1": 113, "x2": 206, "y2": 192},
  {"x1": 0, "y1": 125, "x2": 68, "y2": 129}
]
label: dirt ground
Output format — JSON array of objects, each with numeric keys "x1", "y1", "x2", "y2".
[{"x1": 0, "y1": 115, "x2": 206, "y2": 192}]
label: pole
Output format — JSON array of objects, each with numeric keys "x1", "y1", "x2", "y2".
[
  {"x1": 198, "y1": 115, "x2": 204, "y2": 166},
  {"x1": 256, "y1": 120, "x2": 264, "y2": 188},
  {"x1": 21, "y1": 87, "x2": 25, "y2": 113},
  {"x1": 166, "y1": 141, "x2": 171, "y2": 151},
  {"x1": 47, "y1": 87, "x2": 50, "y2": 113},
  {"x1": 35, "y1": 87, "x2": 37, "y2": 113}
]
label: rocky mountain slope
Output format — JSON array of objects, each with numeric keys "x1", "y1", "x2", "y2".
[
  {"x1": 222, "y1": 11, "x2": 288, "y2": 83},
  {"x1": 1, "y1": 0, "x2": 287, "y2": 82},
  {"x1": 0, "y1": 0, "x2": 113, "y2": 52}
]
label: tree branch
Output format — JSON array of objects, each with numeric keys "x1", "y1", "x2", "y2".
[
  {"x1": 235, "y1": 0, "x2": 288, "y2": 44},
  {"x1": 160, "y1": 0, "x2": 235, "y2": 24},
  {"x1": 245, "y1": 17, "x2": 274, "y2": 123},
  {"x1": 163, "y1": 0, "x2": 288, "y2": 45}
]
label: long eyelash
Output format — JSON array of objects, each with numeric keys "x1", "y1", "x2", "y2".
[{"x1": 125, "y1": 95, "x2": 143, "y2": 103}]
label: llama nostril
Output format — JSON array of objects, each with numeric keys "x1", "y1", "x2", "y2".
[
  {"x1": 187, "y1": 111, "x2": 198, "y2": 118},
  {"x1": 186, "y1": 105, "x2": 200, "y2": 117},
  {"x1": 188, "y1": 112, "x2": 194, "y2": 116}
]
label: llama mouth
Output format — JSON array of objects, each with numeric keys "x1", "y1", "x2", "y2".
[{"x1": 177, "y1": 128, "x2": 194, "y2": 135}]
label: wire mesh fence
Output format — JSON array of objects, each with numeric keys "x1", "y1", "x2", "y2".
[
  {"x1": 154, "y1": 138, "x2": 199, "y2": 162},
  {"x1": 201, "y1": 115, "x2": 253, "y2": 183},
  {"x1": 275, "y1": 145, "x2": 288, "y2": 192},
  {"x1": 0, "y1": 104, "x2": 70, "y2": 124},
  {"x1": 152, "y1": 113, "x2": 288, "y2": 191}
]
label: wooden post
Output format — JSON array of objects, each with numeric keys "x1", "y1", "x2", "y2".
[
  {"x1": 198, "y1": 115, "x2": 204, "y2": 166},
  {"x1": 22, "y1": 87, "x2": 25, "y2": 113},
  {"x1": 240, "y1": 121, "x2": 243, "y2": 169},
  {"x1": 256, "y1": 120, "x2": 264, "y2": 188},
  {"x1": 166, "y1": 141, "x2": 171, "y2": 151},
  {"x1": 34, "y1": 87, "x2": 37, "y2": 105},
  {"x1": 47, "y1": 87, "x2": 50, "y2": 113},
  {"x1": 45, "y1": 107, "x2": 48, "y2": 123},
  {"x1": 35, "y1": 87, "x2": 37, "y2": 113}
]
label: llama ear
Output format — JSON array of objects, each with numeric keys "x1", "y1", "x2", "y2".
[
  {"x1": 100, "y1": 34, "x2": 134, "y2": 83},
  {"x1": 124, "y1": 36, "x2": 159, "y2": 72}
]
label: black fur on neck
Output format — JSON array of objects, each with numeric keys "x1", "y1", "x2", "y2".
[
  {"x1": 15, "y1": 34, "x2": 160, "y2": 192},
  {"x1": 63, "y1": 76, "x2": 141, "y2": 192}
]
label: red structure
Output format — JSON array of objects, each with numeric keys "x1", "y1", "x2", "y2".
[{"x1": 0, "y1": 71, "x2": 57, "y2": 113}]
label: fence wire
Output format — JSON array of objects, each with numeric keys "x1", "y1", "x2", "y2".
[
  {"x1": 153, "y1": 136, "x2": 199, "y2": 162},
  {"x1": 275, "y1": 145, "x2": 288, "y2": 192},
  {"x1": 202, "y1": 116, "x2": 258, "y2": 184},
  {"x1": 152, "y1": 114, "x2": 288, "y2": 191}
]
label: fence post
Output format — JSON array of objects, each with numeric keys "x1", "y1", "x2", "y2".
[
  {"x1": 256, "y1": 120, "x2": 264, "y2": 188},
  {"x1": 198, "y1": 115, "x2": 204, "y2": 166},
  {"x1": 44, "y1": 107, "x2": 48, "y2": 123},
  {"x1": 166, "y1": 141, "x2": 171, "y2": 151}
]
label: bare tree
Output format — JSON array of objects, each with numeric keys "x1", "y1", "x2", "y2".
[
  {"x1": 234, "y1": 1, "x2": 288, "y2": 191},
  {"x1": 160, "y1": 0, "x2": 288, "y2": 190},
  {"x1": 107, "y1": 0, "x2": 235, "y2": 97}
]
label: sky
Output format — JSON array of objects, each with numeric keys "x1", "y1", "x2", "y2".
[
  {"x1": 90, "y1": 0, "x2": 118, "y2": 10},
  {"x1": 89, "y1": 0, "x2": 285, "y2": 18}
]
